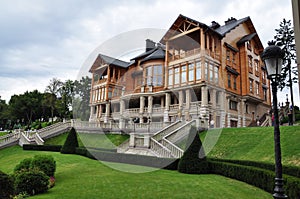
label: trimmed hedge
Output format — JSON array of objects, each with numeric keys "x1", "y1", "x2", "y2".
[
  {"x1": 210, "y1": 158, "x2": 300, "y2": 179},
  {"x1": 0, "y1": 170, "x2": 14, "y2": 199},
  {"x1": 207, "y1": 160, "x2": 300, "y2": 198},
  {"x1": 23, "y1": 144, "x2": 62, "y2": 152},
  {"x1": 14, "y1": 158, "x2": 32, "y2": 173},
  {"x1": 30, "y1": 155, "x2": 56, "y2": 177},
  {"x1": 61, "y1": 127, "x2": 79, "y2": 154},
  {"x1": 14, "y1": 169, "x2": 49, "y2": 196},
  {"x1": 75, "y1": 147, "x2": 179, "y2": 170},
  {"x1": 178, "y1": 126, "x2": 208, "y2": 174}
]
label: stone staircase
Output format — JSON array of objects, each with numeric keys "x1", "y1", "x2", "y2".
[
  {"x1": 0, "y1": 122, "x2": 71, "y2": 149},
  {"x1": 117, "y1": 120, "x2": 196, "y2": 158}
]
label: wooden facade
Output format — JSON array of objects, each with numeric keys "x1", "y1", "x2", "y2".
[{"x1": 89, "y1": 14, "x2": 271, "y2": 127}]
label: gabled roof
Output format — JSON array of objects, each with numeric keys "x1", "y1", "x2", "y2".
[
  {"x1": 141, "y1": 46, "x2": 165, "y2": 63},
  {"x1": 160, "y1": 14, "x2": 222, "y2": 44},
  {"x1": 130, "y1": 48, "x2": 156, "y2": 60},
  {"x1": 214, "y1": 17, "x2": 250, "y2": 36},
  {"x1": 98, "y1": 54, "x2": 129, "y2": 68},
  {"x1": 89, "y1": 54, "x2": 129, "y2": 72}
]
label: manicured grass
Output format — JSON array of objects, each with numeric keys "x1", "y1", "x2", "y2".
[
  {"x1": 0, "y1": 131, "x2": 8, "y2": 136},
  {"x1": 0, "y1": 146, "x2": 272, "y2": 199},
  {"x1": 201, "y1": 126, "x2": 300, "y2": 166},
  {"x1": 45, "y1": 133, "x2": 129, "y2": 148}
]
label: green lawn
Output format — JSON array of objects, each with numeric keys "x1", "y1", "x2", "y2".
[
  {"x1": 0, "y1": 131, "x2": 7, "y2": 136},
  {"x1": 0, "y1": 146, "x2": 272, "y2": 199},
  {"x1": 201, "y1": 126, "x2": 300, "y2": 166},
  {"x1": 45, "y1": 133, "x2": 129, "y2": 148}
]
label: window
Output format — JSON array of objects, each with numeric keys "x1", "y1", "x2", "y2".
[
  {"x1": 256, "y1": 82, "x2": 259, "y2": 95},
  {"x1": 196, "y1": 61, "x2": 201, "y2": 80},
  {"x1": 248, "y1": 56, "x2": 253, "y2": 73},
  {"x1": 209, "y1": 63, "x2": 214, "y2": 82},
  {"x1": 145, "y1": 65, "x2": 163, "y2": 86},
  {"x1": 232, "y1": 53, "x2": 236, "y2": 64},
  {"x1": 168, "y1": 68, "x2": 173, "y2": 86},
  {"x1": 254, "y1": 60, "x2": 259, "y2": 76},
  {"x1": 229, "y1": 100, "x2": 238, "y2": 110},
  {"x1": 226, "y1": 49, "x2": 230, "y2": 61},
  {"x1": 249, "y1": 79, "x2": 253, "y2": 93},
  {"x1": 214, "y1": 66, "x2": 219, "y2": 84},
  {"x1": 246, "y1": 41, "x2": 251, "y2": 51},
  {"x1": 205, "y1": 62, "x2": 208, "y2": 80},
  {"x1": 174, "y1": 67, "x2": 180, "y2": 84},
  {"x1": 262, "y1": 70, "x2": 266, "y2": 82},
  {"x1": 263, "y1": 88, "x2": 267, "y2": 101},
  {"x1": 227, "y1": 74, "x2": 231, "y2": 88},
  {"x1": 181, "y1": 65, "x2": 187, "y2": 83},
  {"x1": 188, "y1": 63, "x2": 194, "y2": 82},
  {"x1": 233, "y1": 76, "x2": 237, "y2": 90}
]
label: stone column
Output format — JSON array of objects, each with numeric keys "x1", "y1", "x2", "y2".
[
  {"x1": 227, "y1": 112, "x2": 231, "y2": 128},
  {"x1": 201, "y1": 86, "x2": 208, "y2": 106},
  {"x1": 237, "y1": 100, "x2": 241, "y2": 127},
  {"x1": 140, "y1": 96, "x2": 145, "y2": 114},
  {"x1": 129, "y1": 133, "x2": 135, "y2": 148},
  {"x1": 148, "y1": 96, "x2": 153, "y2": 113},
  {"x1": 210, "y1": 89, "x2": 216, "y2": 109},
  {"x1": 185, "y1": 89, "x2": 191, "y2": 110},
  {"x1": 165, "y1": 93, "x2": 170, "y2": 111},
  {"x1": 242, "y1": 99, "x2": 247, "y2": 127},
  {"x1": 104, "y1": 103, "x2": 110, "y2": 123},
  {"x1": 178, "y1": 90, "x2": 183, "y2": 108}
]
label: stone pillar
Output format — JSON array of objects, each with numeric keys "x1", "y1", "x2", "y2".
[
  {"x1": 210, "y1": 89, "x2": 216, "y2": 109},
  {"x1": 148, "y1": 96, "x2": 153, "y2": 113},
  {"x1": 120, "y1": 99, "x2": 125, "y2": 115},
  {"x1": 237, "y1": 101, "x2": 241, "y2": 127},
  {"x1": 129, "y1": 133, "x2": 135, "y2": 147},
  {"x1": 140, "y1": 96, "x2": 145, "y2": 114},
  {"x1": 178, "y1": 90, "x2": 183, "y2": 108},
  {"x1": 185, "y1": 89, "x2": 191, "y2": 110},
  {"x1": 144, "y1": 134, "x2": 150, "y2": 148},
  {"x1": 89, "y1": 106, "x2": 95, "y2": 121},
  {"x1": 165, "y1": 93, "x2": 170, "y2": 111},
  {"x1": 104, "y1": 103, "x2": 110, "y2": 123},
  {"x1": 242, "y1": 99, "x2": 247, "y2": 127},
  {"x1": 227, "y1": 113, "x2": 231, "y2": 127},
  {"x1": 201, "y1": 86, "x2": 208, "y2": 106}
]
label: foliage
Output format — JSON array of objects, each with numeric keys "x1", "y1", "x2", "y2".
[
  {"x1": 0, "y1": 170, "x2": 14, "y2": 199},
  {"x1": 23, "y1": 144, "x2": 62, "y2": 152},
  {"x1": 178, "y1": 126, "x2": 208, "y2": 174},
  {"x1": 30, "y1": 155, "x2": 56, "y2": 177},
  {"x1": 14, "y1": 169, "x2": 49, "y2": 196},
  {"x1": 14, "y1": 158, "x2": 32, "y2": 173},
  {"x1": 274, "y1": 18, "x2": 297, "y2": 90},
  {"x1": 61, "y1": 127, "x2": 79, "y2": 154},
  {"x1": 208, "y1": 160, "x2": 300, "y2": 199},
  {"x1": 73, "y1": 76, "x2": 91, "y2": 121}
]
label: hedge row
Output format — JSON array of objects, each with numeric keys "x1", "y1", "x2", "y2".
[
  {"x1": 23, "y1": 144, "x2": 62, "y2": 152},
  {"x1": 75, "y1": 147, "x2": 179, "y2": 170},
  {"x1": 210, "y1": 158, "x2": 300, "y2": 179},
  {"x1": 208, "y1": 160, "x2": 300, "y2": 199}
]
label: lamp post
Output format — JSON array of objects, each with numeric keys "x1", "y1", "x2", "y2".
[{"x1": 261, "y1": 41, "x2": 287, "y2": 199}]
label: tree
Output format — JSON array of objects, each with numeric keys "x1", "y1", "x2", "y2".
[
  {"x1": 178, "y1": 126, "x2": 208, "y2": 174},
  {"x1": 0, "y1": 97, "x2": 9, "y2": 130},
  {"x1": 57, "y1": 80, "x2": 74, "y2": 119},
  {"x1": 61, "y1": 127, "x2": 79, "y2": 154},
  {"x1": 73, "y1": 76, "x2": 91, "y2": 121},
  {"x1": 45, "y1": 78, "x2": 62, "y2": 123},
  {"x1": 274, "y1": 18, "x2": 297, "y2": 122}
]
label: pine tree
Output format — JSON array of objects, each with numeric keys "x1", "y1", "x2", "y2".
[
  {"x1": 178, "y1": 126, "x2": 208, "y2": 174},
  {"x1": 61, "y1": 127, "x2": 79, "y2": 154}
]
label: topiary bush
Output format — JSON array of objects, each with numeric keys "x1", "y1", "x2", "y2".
[
  {"x1": 61, "y1": 127, "x2": 79, "y2": 154},
  {"x1": 14, "y1": 158, "x2": 32, "y2": 173},
  {"x1": 30, "y1": 155, "x2": 56, "y2": 177},
  {"x1": 178, "y1": 126, "x2": 208, "y2": 174},
  {"x1": 0, "y1": 170, "x2": 14, "y2": 199},
  {"x1": 14, "y1": 169, "x2": 49, "y2": 196}
]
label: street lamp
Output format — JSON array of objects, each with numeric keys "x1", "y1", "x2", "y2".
[{"x1": 261, "y1": 41, "x2": 287, "y2": 199}]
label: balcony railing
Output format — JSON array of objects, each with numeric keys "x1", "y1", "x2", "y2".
[{"x1": 169, "y1": 48, "x2": 201, "y2": 61}]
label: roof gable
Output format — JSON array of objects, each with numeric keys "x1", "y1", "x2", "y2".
[{"x1": 214, "y1": 17, "x2": 250, "y2": 36}]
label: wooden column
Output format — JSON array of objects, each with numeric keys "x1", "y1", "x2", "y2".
[{"x1": 200, "y1": 29, "x2": 205, "y2": 50}]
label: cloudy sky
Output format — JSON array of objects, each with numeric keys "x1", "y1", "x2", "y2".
[{"x1": 0, "y1": 0, "x2": 296, "y2": 104}]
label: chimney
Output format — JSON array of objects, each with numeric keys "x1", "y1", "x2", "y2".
[
  {"x1": 146, "y1": 39, "x2": 156, "y2": 52},
  {"x1": 211, "y1": 21, "x2": 220, "y2": 29},
  {"x1": 225, "y1": 17, "x2": 237, "y2": 25}
]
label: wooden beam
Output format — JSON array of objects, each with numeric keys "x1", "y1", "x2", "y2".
[{"x1": 168, "y1": 27, "x2": 200, "y2": 41}]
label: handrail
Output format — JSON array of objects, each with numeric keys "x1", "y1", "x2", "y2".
[
  {"x1": 164, "y1": 120, "x2": 195, "y2": 142},
  {"x1": 161, "y1": 138, "x2": 184, "y2": 158},
  {"x1": 150, "y1": 137, "x2": 173, "y2": 158},
  {"x1": 152, "y1": 121, "x2": 181, "y2": 141},
  {"x1": 35, "y1": 133, "x2": 44, "y2": 145}
]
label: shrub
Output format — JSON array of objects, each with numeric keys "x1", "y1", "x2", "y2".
[
  {"x1": 178, "y1": 126, "x2": 208, "y2": 174},
  {"x1": 0, "y1": 170, "x2": 14, "y2": 199},
  {"x1": 14, "y1": 158, "x2": 32, "y2": 173},
  {"x1": 30, "y1": 155, "x2": 56, "y2": 177},
  {"x1": 61, "y1": 127, "x2": 79, "y2": 154},
  {"x1": 23, "y1": 144, "x2": 62, "y2": 152},
  {"x1": 14, "y1": 169, "x2": 49, "y2": 196}
]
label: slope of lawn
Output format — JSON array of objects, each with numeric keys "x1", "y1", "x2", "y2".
[
  {"x1": 0, "y1": 146, "x2": 272, "y2": 199},
  {"x1": 201, "y1": 126, "x2": 300, "y2": 166},
  {"x1": 45, "y1": 132, "x2": 129, "y2": 149}
]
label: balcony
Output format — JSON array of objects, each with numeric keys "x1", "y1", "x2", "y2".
[{"x1": 93, "y1": 78, "x2": 107, "y2": 86}]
